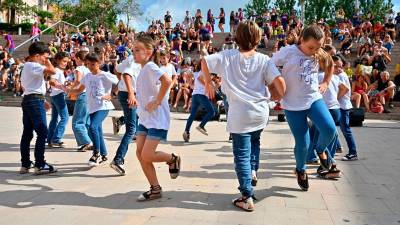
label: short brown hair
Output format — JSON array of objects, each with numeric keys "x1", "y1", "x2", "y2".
[
  {"x1": 301, "y1": 25, "x2": 325, "y2": 42},
  {"x1": 234, "y1": 21, "x2": 262, "y2": 51}
]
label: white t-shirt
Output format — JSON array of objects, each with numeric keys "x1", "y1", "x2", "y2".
[
  {"x1": 116, "y1": 56, "x2": 141, "y2": 92},
  {"x1": 272, "y1": 45, "x2": 322, "y2": 111},
  {"x1": 50, "y1": 68, "x2": 66, "y2": 97},
  {"x1": 21, "y1": 62, "x2": 46, "y2": 95},
  {"x1": 160, "y1": 63, "x2": 177, "y2": 79},
  {"x1": 318, "y1": 72, "x2": 340, "y2": 109},
  {"x1": 80, "y1": 71, "x2": 119, "y2": 114},
  {"x1": 136, "y1": 61, "x2": 170, "y2": 130},
  {"x1": 205, "y1": 49, "x2": 280, "y2": 133},
  {"x1": 192, "y1": 71, "x2": 205, "y2": 95},
  {"x1": 337, "y1": 72, "x2": 353, "y2": 110},
  {"x1": 75, "y1": 65, "x2": 91, "y2": 93}
]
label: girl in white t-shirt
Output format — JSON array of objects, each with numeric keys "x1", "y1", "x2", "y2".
[
  {"x1": 202, "y1": 21, "x2": 286, "y2": 212},
  {"x1": 183, "y1": 60, "x2": 215, "y2": 142},
  {"x1": 133, "y1": 35, "x2": 181, "y2": 202},
  {"x1": 47, "y1": 52, "x2": 70, "y2": 148},
  {"x1": 70, "y1": 53, "x2": 118, "y2": 167},
  {"x1": 272, "y1": 25, "x2": 339, "y2": 191}
]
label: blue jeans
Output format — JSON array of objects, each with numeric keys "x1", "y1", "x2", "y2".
[
  {"x1": 284, "y1": 99, "x2": 337, "y2": 172},
  {"x1": 232, "y1": 129, "x2": 263, "y2": 197},
  {"x1": 89, "y1": 110, "x2": 109, "y2": 156},
  {"x1": 114, "y1": 92, "x2": 137, "y2": 162},
  {"x1": 72, "y1": 92, "x2": 91, "y2": 146},
  {"x1": 20, "y1": 96, "x2": 48, "y2": 168},
  {"x1": 309, "y1": 109, "x2": 341, "y2": 162},
  {"x1": 48, "y1": 93, "x2": 69, "y2": 144},
  {"x1": 185, "y1": 94, "x2": 215, "y2": 132},
  {"x1": 339, "y1": 109, "x2": 357, "y2": 155},
  {"x1": 136, "y1": 124, "x2": 168, "y2": 141}
]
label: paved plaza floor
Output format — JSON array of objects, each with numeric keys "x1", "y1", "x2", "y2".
[{"x1": 0, "y1": 106, "x2": 399, "y2": 225}]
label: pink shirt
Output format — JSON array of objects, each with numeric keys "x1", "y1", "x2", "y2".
[{"x1": 32, "y1": 26, "x2": 41, "y2": 36}]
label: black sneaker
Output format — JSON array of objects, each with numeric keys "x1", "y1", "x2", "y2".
[
  {"x1": 196, "y1": 126, "x2": 208, "y2": 136},
  {"x1": 295, "y1": 169, "x2": 309, "y2": 191},
  {"x1": 19, "y1": 161, "x2": 34, "y2": 174},
  {"x1": 319, "y1": 165, "x2": 341, "y2": 179},
  {"x1": 383, "y1": 108, "x2": 391, "y2": 113},
  {"x1": 182, "y1": 131, "x2": 190, "y2": 142},
  {"x1": 88, "y1": 152, "x2": 100, "y2": 167},
  {"x1": 229, "y1": 133, "x2": 233, "y2": 142},
  {"x1": 317, "y1": 152, "x2": 331, "y2": 171},
  {"x1": 50, "y1": 142, "x2": 66, "y2": 148},
  {"x1": 388, "y1": 103, "x2": 395, "y2": 109},
  {"x1": 99, "y1": 155, "x2": 108, "y2": 164},
  {"x1": 77, "y1": 144, "x2": 92, "y2": 152},
  {"x1": 34, "y1": 162, "x2": 58, "y2": 175},
  {"x1": 341, "y1": 154, "x2": 358, "y2": 161},
  {"x1": 110, "y1": 159, "x2": 125, "y2": 175}
]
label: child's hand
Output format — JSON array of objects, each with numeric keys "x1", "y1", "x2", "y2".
[
  {"x1": 145, "y1": 100, "x2": 159, "y2": 112},
  {"x1": 319, "y1": 81, "x2": 328, "y2": 94},
  {"x1": 102, "y1": 94, "x2": 112, "y2": 101},
  {"x1": 127, "y1": 93, "x2": 137, "y2": 108},
  {"x1": 44, "y1": 101, "x2": 51, "y2": 112}
]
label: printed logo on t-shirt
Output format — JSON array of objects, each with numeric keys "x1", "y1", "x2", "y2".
[{"x1": 299, "y1": 58, "x2": 318, "y2": 85}]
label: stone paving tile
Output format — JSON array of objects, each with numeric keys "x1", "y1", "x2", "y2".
[{"x1": 0, "y1": 107, "x2": 399, "y2": 225}]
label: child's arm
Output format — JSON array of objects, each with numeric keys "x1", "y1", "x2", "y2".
[
  {"x1": 268, "y1": 76, "x2": 286, "y2": 101},
  {"x1": 338, "y1": 83, "x2": 349, "y2": 99},
  {"x1": 201, "y1": 58, "x2": 215, "y2": 100},
  {"x1": 145, "y1": 74, "x2": 172, "y2": 112},
  {"x1": 122, "y1": 73, "x2": 137, "y2": 107},
  {"x1": 43, "y1": 59, "x2": 56, "y2": 79}
]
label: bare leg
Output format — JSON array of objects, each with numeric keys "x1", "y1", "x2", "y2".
[
  {"x1": 362, "y1": 93, "x2": 370, "y2": 111},
  {"x1": 352, "y1": 93, "x2": 361, "y2": 108}
]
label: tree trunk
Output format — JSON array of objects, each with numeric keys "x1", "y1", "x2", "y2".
[
  {"x1": 10, "y1": 8, "x2": 16, "y2": 24},
  {"x1": 300, "y1": 0, "x2": 305, "y2": 24}
]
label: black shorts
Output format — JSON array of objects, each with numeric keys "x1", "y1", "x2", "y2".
[{"x1": 201, "y1": 34, "x2": 211, "y2": 41}]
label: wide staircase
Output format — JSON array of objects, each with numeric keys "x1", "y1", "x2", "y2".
[{"x1": 1, "y1": 33, "x2": 400, "y2": 120}]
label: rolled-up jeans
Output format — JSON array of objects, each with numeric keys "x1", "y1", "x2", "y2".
[{"x1": 72, "y1": 92, "x2": 91, "y2": 146}]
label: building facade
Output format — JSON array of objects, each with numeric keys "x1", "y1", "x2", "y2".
[{"x1": 0, "y1": 0, "x2": 48, "y2": 24}]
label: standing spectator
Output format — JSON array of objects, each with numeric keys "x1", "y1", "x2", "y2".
[
  {"x1": 217, "y1": 8, "x2": 225, "y2": 33},
  {"x1": 384, "y1": 18, "x2": 396, "y2": 40},
  {"x1": 31, "y1": 22, "x2": 42, "y2": 42},
  {"x1": 395, "y1": 12, "x2": 400, "y2": 38},
  {"x1": 3, "y1": 32, "x2": 15, "y2": 54},
  {"x1": 194, "y1": 9, "x2": 203, "y2": 31},
  {"x1": 229, "y1": 11, "x2": 235, "y2": 34},
  {"x1": 183, "y1": 11, "x2": 193, "y2": 31},
  {"x1": 164, "y1": 11, "x2": 173, "y2": 30},
  {"x1": 207, "y1": 9, "x2": 215, "y2": 32}
]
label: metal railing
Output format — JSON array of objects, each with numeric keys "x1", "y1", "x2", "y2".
[{"x1": 14, "y1": 19, "x2": 91, "y2": 51}]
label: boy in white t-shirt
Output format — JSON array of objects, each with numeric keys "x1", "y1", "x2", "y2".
[
  {"x1": 110, "y1": 55, "x2": 141, "y2": 175},
  {"x1": 47, "y1": 52, "x2": 70, "y2": 148},
  {"x1": 20, "y1": 42, "x2": 57, "y2": 175},
  {"x1": 202, "y1": 21, "x2": 286, "y2": 212},
  {"x1": 159, "y1": 50, "x2": 178, "y2": 104}
]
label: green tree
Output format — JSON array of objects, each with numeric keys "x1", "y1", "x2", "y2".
[
  {"x1": 359, "y1": 0, "x2": 393, "y2": 22},
  {"x1": 114, "y1": 0, "x2": 142, "y2": 26},
  {"x1": 303, "y1": 0, "x2": 335, "y2": 23},
  {"x1": 0, "y1": 0, "x2": 32, "y2": 24},
  {"x1": 244, "y1": 0, "x2": 272, "y2": 18},
  {"x1": 274, "y1": 0, "x2": 296, "y2": 15},
  {"x1": 334, "y1": 0, "x2": 356, "y2": 19}
]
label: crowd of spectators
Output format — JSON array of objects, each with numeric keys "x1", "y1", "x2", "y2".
[{"x1": 0, "y1": 7, "x2": 399, "y2": 113}]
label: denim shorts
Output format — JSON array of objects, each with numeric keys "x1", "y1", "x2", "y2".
[{"x1": 136, "y1": 124, "x2": 168, "y2": 141}]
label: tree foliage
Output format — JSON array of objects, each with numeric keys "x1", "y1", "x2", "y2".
[
  {"x1": 274, "y1": 0, "x2": 296, "y2": 15},
  {"x1": 244, "y1": 0, "x2": 272, "y2": 18},
  {"x1": 359, "y1": 0, "x2": 393, "y2": 22},
  {"x1": 0, "y1": 0, "x2": 31, "y2": 24}
]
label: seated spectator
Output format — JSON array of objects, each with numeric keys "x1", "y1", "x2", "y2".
[
  {"x1": 367, "y1": 71, "x2": 396, "y2": 112},
  {"x1": 340, "y1": 32, "x2": 353, "y2": 56},
  {"x1": 352, "y1": 75, "x2": 370, "y2": 111},
  {"x1": 383, "y1": 34, "x2": 394, "y2": 54},
  {"x1": 173, "y1": 63, "x2": 193, "y2": 111},
  {"x1": 187, "y1": 27, "x2": 200, "y2": 52},
  {"x1": 221, "y1": 34, "x2": 238, "y2": 50},
  {"x1": 384, "y1": 18, "x2": 396, "y2": 40},
  {"x1": 199, "y1": 22, "x2": 212, "y2": 51},
  {"x1": 373, "y1": 21, "x2": 385, "y2": 37}
]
